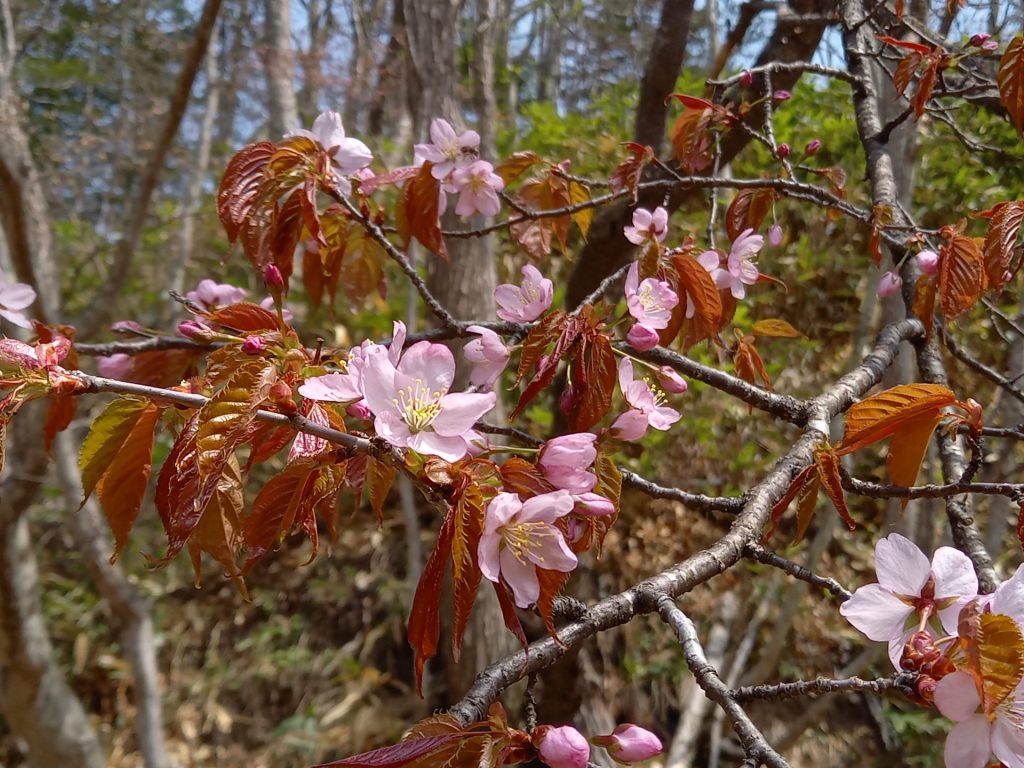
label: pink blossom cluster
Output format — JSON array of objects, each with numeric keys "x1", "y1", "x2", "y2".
[
  {"x1": 535, "y1": 722, "x2": 662, "y2": 767},
  {"x1": 415, "y1": 118, "x2": 504, "y2": 217},
  {"x1": 841, "y1": 533, "x2": 1024, "y2": 767}
]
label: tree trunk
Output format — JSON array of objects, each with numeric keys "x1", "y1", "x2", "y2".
[
  {"x1": 264, "y1": 0, "x2": 299, "y2": 138},
  {"x1": 633, "y1": 0, "x2": 695, "y2": 155}
]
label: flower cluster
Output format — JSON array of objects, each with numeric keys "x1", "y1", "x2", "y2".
[
  {"x1": 842, "y1": 533, "x2": 1024, "y2": 767},
  {"x1": 414, "y1": 118, "x2": 504, "y2": 217},
  {"x1": 535, "y1": 722, "x2": 662, "y2": 767}
]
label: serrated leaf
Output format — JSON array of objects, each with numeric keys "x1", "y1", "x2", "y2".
[
  {"x1": 154, "y1": 415, "x2": 202, "y2": 564},
  {"x1": 80, "y1": 396, "x2": 159, "y2": 503},
  {"x1": 313, "y1": 734, "x2": 465, "y2": 768},
  {"x1": 509, "y1": 171, "x2": 572, "y2": 259},
  {"x1": 726, "y1": 189, "x2": 775, "y2": 241},
  {"x1": 877, "y1": 35, "x2": 933, "y2": 55},
  {"x1": 44, "y1": 395, "x2": 77, "y2": 456},
  {"x1": 939, "y1": 231, "x2": 986, "y2": 321},
  {"x1": 590, "y1": 451, "x2": 622, "y2": 555},
  {"x1": 837, "y1": 383, "x2": 956, "y2": 455},
  {"x1": 494, "y1": 151, "x2": 541, "y2": 184},
  {"x1": 999, "y1": 35, "x2": 1024, "y2": 134},
  {"x1": 396, "y1": 163, "x2": 448, "y2": 259},
  {"x1": 205, "y1": 302, "x2": 281, "y2": 333},
  {"x1": 912, "y1": 273, "x2": 938, "y2": 335},
  {"x1": 187, "y1": 455, "x2": 246, "y2": 593},
  {"x1": 959, "y1": 607, "x2": 1024, "y2": 714},
  {"x1": 663, "y1": 251, "x2": 723, "y2": 349},
  {"x1": 408, "y1": 515, "x2": 454, "y2": 696},
  {"x1": 218, "y1": 141, "x2": 275, "y2": 243},
  {"x1": 568, "y1": 180, "x2": 592, "y2": 238},
  {"x1": 795, "y1": 471, "x2": 821, "y2": 541},
  {"x1": 451, "y1": 485, "x2": 485, "y2": 660},
  {"x1": 887, "y1": 412, "x2": 941, "y2": 508},
  {"x1": 512, "y1": 312, "x2": 585, "y2": 422},
  {"x1": 767, "y1": 465, "x2": 815, "y2": 540},
  {"x1": 608, "y1": 143, "x2": 654, "y2": 201},
  {"x1": 568, "y1": 332, "x2": 616, "y2": 431},
  {"x1": 499, "y1": 457, "x2": 556, "y2": 496},
  {"x1": 752, "y1": 319, "x2": 803, "y2": 338},
  {"x1": 367, "y1": 456, "x2": 396, "y2": 524},
  {"x1": 342, "y1": 227, "x2": 387, "y2": 305},
  {"x1": 983, "y1": 201, "x2": 1024, "y2": 290},
  {"x1": 815, "y1": 447, "x2": 854, "y2": 530},
  {"x1": 869, "y1": 205, "x2": 892, "y2": 268}
]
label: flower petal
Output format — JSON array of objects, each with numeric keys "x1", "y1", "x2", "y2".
[
  {"x1": 518, "y1": 491, "x2": 575, "y2": 524},
  {"x1": 992, "y1": 564, "x2": 1024, "y2": 625},
  {"x1": 874, "y1": 532, "x2": 931, "y2": 595},
  {"x1": 839, "y1": 583, "x2": 914, "y2": 642},
  {"x1": 397, "y1": 341, "x2": 455, "y2": 392},
  {"x1": 526, "y1": 528, "x2": 578, "y2": 573},
  {"x1": 935, "y1": 671, "x2": 983, "y2": 722},
  {"x1": 408, "y1": 431, "x2": 469, "y2": 461},
  {"x1": 360, "y1": 347, "x2": 400, "y2": 417},
  {"x1": 992, "y1": 710, "x2": 1024, "y2": 768},
  {"x1": 432, "y1": 391, "x2": 496, "y2": 435},
  {"x1": 944, "y1": 715, "x2": 992, "y2": 768},
  {"x1": 500, "y1": 547, "x2": 540, "y2": 608}
]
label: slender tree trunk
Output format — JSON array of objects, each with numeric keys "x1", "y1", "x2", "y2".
[{"x1": 264, "y1": 0, "x2": 299, "y2": 138}]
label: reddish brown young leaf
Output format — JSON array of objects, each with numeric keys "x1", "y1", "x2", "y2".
[
  {"x1": 568, "y1": 180, "x2": 592, "y2": 239},
  {"x1": 44, "y1": 395, "x2": 77, "y2": 456},
  {"x1": 494, "y1": 151, "x2": 542, "y2": 185},
  {"x1": 396, "y1": 163, "x2": 448, "y2": 259},
  {"x1": 912, "y1": 58, "x2": 939, "y2": 118},
  {"x1": 187, "y1": 455, "x2": 246, "y2": 594},
  {"x1": 609, "y1": 143, "x2": 654, "y2": 201},
  {"x1": 491, "y1": 580, "x2": 528, "y2": 651},
  {"x1": 734, "y1": 335, "x2": 772, "y2": 391},
  {"x1": 999, "y1": 35, "x2": 1024, "y2": 134},
  {"x1": 341, "y1": 226, "x2": 387, "y2": 304},
  {"x1": 512, "y1": 312, "x2": 585, "y2": 422},
  {"x1": 408, "y1": 515, "x2": 455, "y2": 695},
  {"x1": 568, "y1": 332, "x2": 616, "y2": 431},
  {"x1": 958, "y1": 606, "x2": 1024, "y2": 715},
  {"x1": 515, "y1": 310, "x2": 567, "y2": 384},
  {"x1": 535, "y1": 567, "x2": 572, "y2": 643},
  {"x1": 837, "y1": 383, "x2": 956, "y2": 455},
  {"x1": 589, "y1": 450, "x2": 622, "y2": 555},
  {"x1": 767, "y1": 465, "x2": 815, "y2": 540},
  {"x1": 450, "y1": 484, "x2": 486, "y2": 660},
  {"x1": 366, "y1": 456, "x2": 396, "y2": 525},
  {"x1": 983, "y1": 201, "x2": 1024, "y2": 290},
  {"x1": 79, "y1": 396, "x2": 161, "y2": 503},
  {"x1": 869, "y1": 204, "x2": 893, "y2": 267},
  {"x1": 154, "y1": 416, "x2": 202, "y2": 564},
  {"x1": 670, "y1": 105, "x2": 715, "y2": 174},
  {"x1": 509, "y1": 170, "x2": 572, "y2": 259},
  {"x1": 205, "y1": 302, "x2": 282, "y2": 333},
  {"x1": 313, "y1": 734, "x2": 467, "y2": 768},
  {"x1": 939, "y1": 229, "x2": 986, "y2": 322},
  {"x1": 893, "y1": 51, "x2": 924, "y2": 97},
  {"x1": 260, "y1": 187, "x2": 306, "y2": 286},
  {"x1": 887, "y1": 412, "x2": 941, "y2": 508},
  {"x1": 815, "y1": 447, "x2": 855, "y2": 530},
  {"x1": 726, "y1": 188, "x2": 776, "y2": 241},
  {"x1": 751, "y1": 319, "x2": 802, "y2": 338},
  {"x1": 499, "y1": 457, "x2": 556, "y2": 497},
  {"x1": 877, "y1": 35, "x2": 932, "y2": 55},
  {"x1": 218, "y1": 141, "x2": 275, "y2": 243},
  {"x1": 663, "y1": 251, "x2": 723, "y2": 348},
  {"x1": 912, "y1": 273, "x2": 938, "y2": 335},
  {"x1": 109, "y1": 349, "x2": 200, "y2": 388},
  {"x1": 795, "y1": 471, "x2": 822, "y2": 541}
]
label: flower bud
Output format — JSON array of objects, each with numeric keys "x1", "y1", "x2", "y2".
[
  {"x1": 982, "y1": 39, "x2": 1000, "y2": 52},
  {"x1": 241, "y1": 335, "x2": 266, "y2": 355},
  {"x1": 877, "y1": 271, "x2": 903, "y2": 298},
  {"x1": 559, "y1": 383, "x2": 574, "y2": 417},
  {"x1": 540, "y1": 433, "x2": 598, "y2": 494},
  {"x1": 268, "y1": 379, "x2": 297, "y2": 415},
  {"x1": 776, "y1": 143, "x2": 790, "y2": 159},
  {"x1": 767, "y1": 223, "x2": 783, "y2": 247},
  {"x1": 178, "y1": 320, "x2": 215, "y2": 342},
  {"x1": 535, "y1": 725, "x2": 590, "y2": 768},
  {"x1": 772, "y1": 89, "x2": 791, "y2": 103},
  {"x1": 656, "y1": 366, "x2": 688, "y2": 394},
  {"x1": 739, "y1": 69, "x2": 753, "y2": 88},
  {"x1": 110, "y1": 319, "x2": 147, "y2": 336},
  {"x1": 346, "y1": 401, "x2": 372, "y2": 420},
  {"x1": 573, "y1": 492, "x2": 615, "y2": 517},
  {"x1": 915, "y1": 249, "x2": 939, "y2": 275},
  {"x1": 263, "y1": 264, "x2": 285, "y2": 289},
  {"x1": 805, "y1": 138, "x2": 822, "y2": 156},
  {"x1": 593, "y1": 724, "x2": 664, "y2": 764},
  {"x1": 627, "y1": 323, "x2": 660, "y2": 351},
  {"x1": 969, "y1": 33, "x2": 992, "y2": 46}
]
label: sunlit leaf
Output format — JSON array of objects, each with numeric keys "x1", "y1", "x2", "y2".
[
  {"x1": 886, "y1": 412, "x2": 941, "y2": 508},
  {"x1": 367, "y1": 456, "x2": 396, "y2": 525},
  {"x1": 959, "y1": 607, "x2": 1024, "y2": 715},
  {"x1": 752, "y1": 319, "x2": 802, "y2": 338},
  {"x1": 815, "y1": 446, "x2": 854, "y2": 530},
  {"x1": 837, "y1": 383, "x2": 956, "y2": 455},
  {"x1": 726, "y1": 188, "x2": 775, "y2": 241},
  {"x1": 608, "y1": 143, "x2": 654, "y2": 201},
  {"x1": 999, "y1": 35, "x2": 1024, "y2": 134}
]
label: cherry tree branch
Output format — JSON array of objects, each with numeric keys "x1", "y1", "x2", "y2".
[
  {"x1": 743, "y1": 543, "x2": 852, "y2": 600},
  {"x1": 731, "y1": 672, "x2": 915, "y2": 703}
]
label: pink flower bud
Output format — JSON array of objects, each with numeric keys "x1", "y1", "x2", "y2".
[
  {"x1": 110, "y1": 320, "x2": 146, "y2": 336},
  {"x1": 540, "y1": 433, "x2": 598, "y2": 494},
  {"x1": 982, "y1": 39, "x2": 1000, "y2": 52},
  {"x1": 656, "y1": 366, "x2": 688, "y2": 394},
  {"x1": 776, "y1": 143, "x2": 790, "y2": 159},
  {"x1": 346, "y1": 402, "x2": 372, "y2": 420},
  {"x1": 767, "y1": 223, "x2": 783, "y2": 247},
  {"x1": 573, "y1": 492, "x2": 615, "y2": 517},
  {"x1": 97, "y1": 353, "x2": 133, "y2": 380},
  {"x1": 915, "y1": 249, "x2": 939, "y2": 275},
  {"x1": 772, "y1": 89, "x2": 791, "y2": 103},
  {"x1": 178, "y1": 320, "x2": 214, "y2": 342},
  {"x1": 559, "y1": 384, "x2": 574, "y2": 417},
  {"x1": 805, "y1": 139, "x2": 822, "y2": 156},
  {"x1": 1003, "y1": 269, "x2": 1014, "y2": 283},
  {"x1": 594, "y1": 724, "x2": 664, "y2": 764},
  {"x1": 969, "y1": 33, "x2": 992, "y2": 46},
  {"x1": 241, "y1": 335, "x2": 267, "y2": 354},
  {"x1": 877, "y1": 271, "x2": 903, "y2": 298},
  {"x1": 627, "y1": 323, "x2": 660, "y2": 351},
  {"x1": 263, "y1": 264, "x2": 285, "y2": 289},
  {"x1": 536, "y1": 725, "x2": 590, "y2": 768},
  {"x1": 739, "y1": 69, "x2": 753, "y2": 88}
]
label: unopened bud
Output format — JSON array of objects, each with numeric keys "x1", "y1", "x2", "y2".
[
  {"x1": 178, "y1": 320, "x2": 215, "y2": 342},
  {"x1": 772, "y1": 89, "x2": 791, "y2": 103},
  {"x1": 269, "y1": 380, "x2": 297, "y2": 415},
  {"x1": 877, "y1": 271, "x2": 903, "y2": 298},
  {"x1": 776, "y1": 143, "x2": 790, "y2": 159},
  {"x1": 241, "y1": 335, "x2": 267, "y2": 355},
  {"x1": 740, "y1": 69, "x2": 753, "y2": 88},
  {"x1": 969, "y1": 33, "x2": 992, "y2": 46},
  {"x1": 805, "y1": 139, "x2": 822, "y2": 156},
  {"x1": 263, "y1": 264, "x2": 285, "y2": 289},
  {"x1": 916, "y1": 249, "x2": 940, "y2": 275},
  {"x1": 982, "y1": 39, "x2": 1000, "y2": 52},
  {"x1": 627, "y1": 323, "x2": 660, "y2": 351},
  {"x1": 559, "y1": 384, "x2": 574, "y2": 417},
  {"x1": 768, "y1": 223, "x2": 783, "y2": 247},
  {"x1": 656, "y1": 366, "x2": 688, "y2": 394}
]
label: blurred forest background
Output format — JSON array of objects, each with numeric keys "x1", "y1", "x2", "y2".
[{"x1": 1, "y1": 0, "x2": 1024, "y2": 766}]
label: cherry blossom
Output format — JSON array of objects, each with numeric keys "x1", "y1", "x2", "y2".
[
  {"x1": 656, "y1": 366, "x2": 688, "y2": 394},
  {"x1": 878, "y1": 271, "x2": 903, "y2": 298},
  {"x1": 287, "y1": 111, "x2": 373, "y2": 195},
  {"x1": 185, "y1": 279, "x2": 246, "y2": 310},
  {"x1": 462, "y1": 324, "x2": 509, "y2": 389},
  {"x1": 451, "y1": 160, "x2": 504, "y2": 217},
  {"x1": 626, "y1": 323, "x2": 660, "y2": 351},
  {"x1": 478, "y1": 491, "x2": 577, "y2": 608},
  {"x1": 934, "y1": 672, "x2": 1024, "y2": 768},
  {"x1": 623, "y1": 206, "x2": 669, "y2": 245},
  {"x1": 539, "y1": 433, "x2": 598, "y2": 494},
  {"x1": 413, "y1": 118, "x2": 480, "y2": 181},
  {"x1": 625, "y1": 262, "x2": 678, "y2": 330},
  {"x1": 917, "y1": 250, "x2": 940, "y2": 275},
  {"x1": 593, "y1": 724, "x2": 663, "y2": 764},
  {"x1": 361, "y1": 339, "x2": 496, "y2": 461},
  {"x1": 768, "y1": 223, "x2": 783, "y2": 247},
  {"x1": 610, "y1": 358, "x2": 681, "y2": 441},
  {"x1": 299, "y1": 322, "x2": 406, "y2": 404},
  {"x1": 0, "y1": 274, "x2": 36, "y2": 329},
  {"x1": 573, "y1": 492, "x2": 615, "y2": 517},
  {"x1": 536, "y1": 725, "x2": 591, "y2": 768},
  {"x1": 704, "y1": 229, "x2": 763, "y2": 300},
  {"x1": 97, "y1": 353, "x2": 132, "y2": 380},
  {"x1": 495, "y1": 264, "x2": 553, "y2": 323},
  {"x1": 839, "y1": 533, "x2": 978, "y2": 667}
]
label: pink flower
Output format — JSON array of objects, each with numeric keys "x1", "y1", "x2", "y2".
[
  {"x1": 970, "y1": 33, "x2": 992, "y2": 46},
  {"x1": 917, "y1": 250, "x2": 940, "y2": 276},
  {"x1": 300, "y1": 322, "x2": 406, "y2": 404},
  {"x1": 260, "y1": 296, "x2": 293, "y2": 323},
  {"x1": 361, "y1": 339, "x2": 496, "y2": 461},
  {"x1": 877, "y1": 271, "x2": 903, "y2": 298},
  {"x1": 839, "y1": 533, "x2": 978, "y2": 667},
  {"x1": 185, "y1": 278, "x2": 246, "y2": 310},
  {"x1": 288, "y1": 111, "x2": 373, "y2": 195},
  {"x1": 413, "y1": 118, "x2": 480, "y2": 180},
  {"x1": 452, "y1": 160, "x2": 504, "y2": 217},
  {"x1": 539, "y1": 433, "x2": 598, "y2": 494},
  {"x1": 495, "y1": 264, "x2": 553, "y2": 323},
  {"x1": 241, "y1": 335, "x2": 267, "y2": 354},
  {"x1": 594, "y1": 724, "x2": 663, "y2": 764},
  {"x1": 626, "y1": 323, "x2": 660, "y2": 351},
  {"x1": 478, "y1": 492, "x2": 578, "y2": 608},
  {"x1": 625, "y1": 262, "x2": 678, "y2": 330},
  {"x1": 97, "y1": 353, "x2": 133, "y2": 379},
  {"x1": 573, "y1": 492, "x2": 615, "y2": 517},
  {"x1": 611, "y1": 358, "x2": 681, "y2": 441},
  {"x1": 536, "y1": 725, "x2": 591, "y2": 768},
  {"x1": 768, "y1": 223, "x2": 783, "y2": 247},
  {"x1": 0, "y1": 275, "x2": 36, "y2": 329},
  {"x1": 463, "y1": 325, "x2": 510, "y2": 390},
  {"x1": 623, "y1": 206, "x2": 669, "y2": 245},
  {"x1": 656, "y1": 366, "x2": 688, "y2": 394},
  {"x1": 708, "y1": 229, "x2": 762, "y2": 300},
  {"x1": 935, "y1": 672, "x2": 1024, "y2": 768}
]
